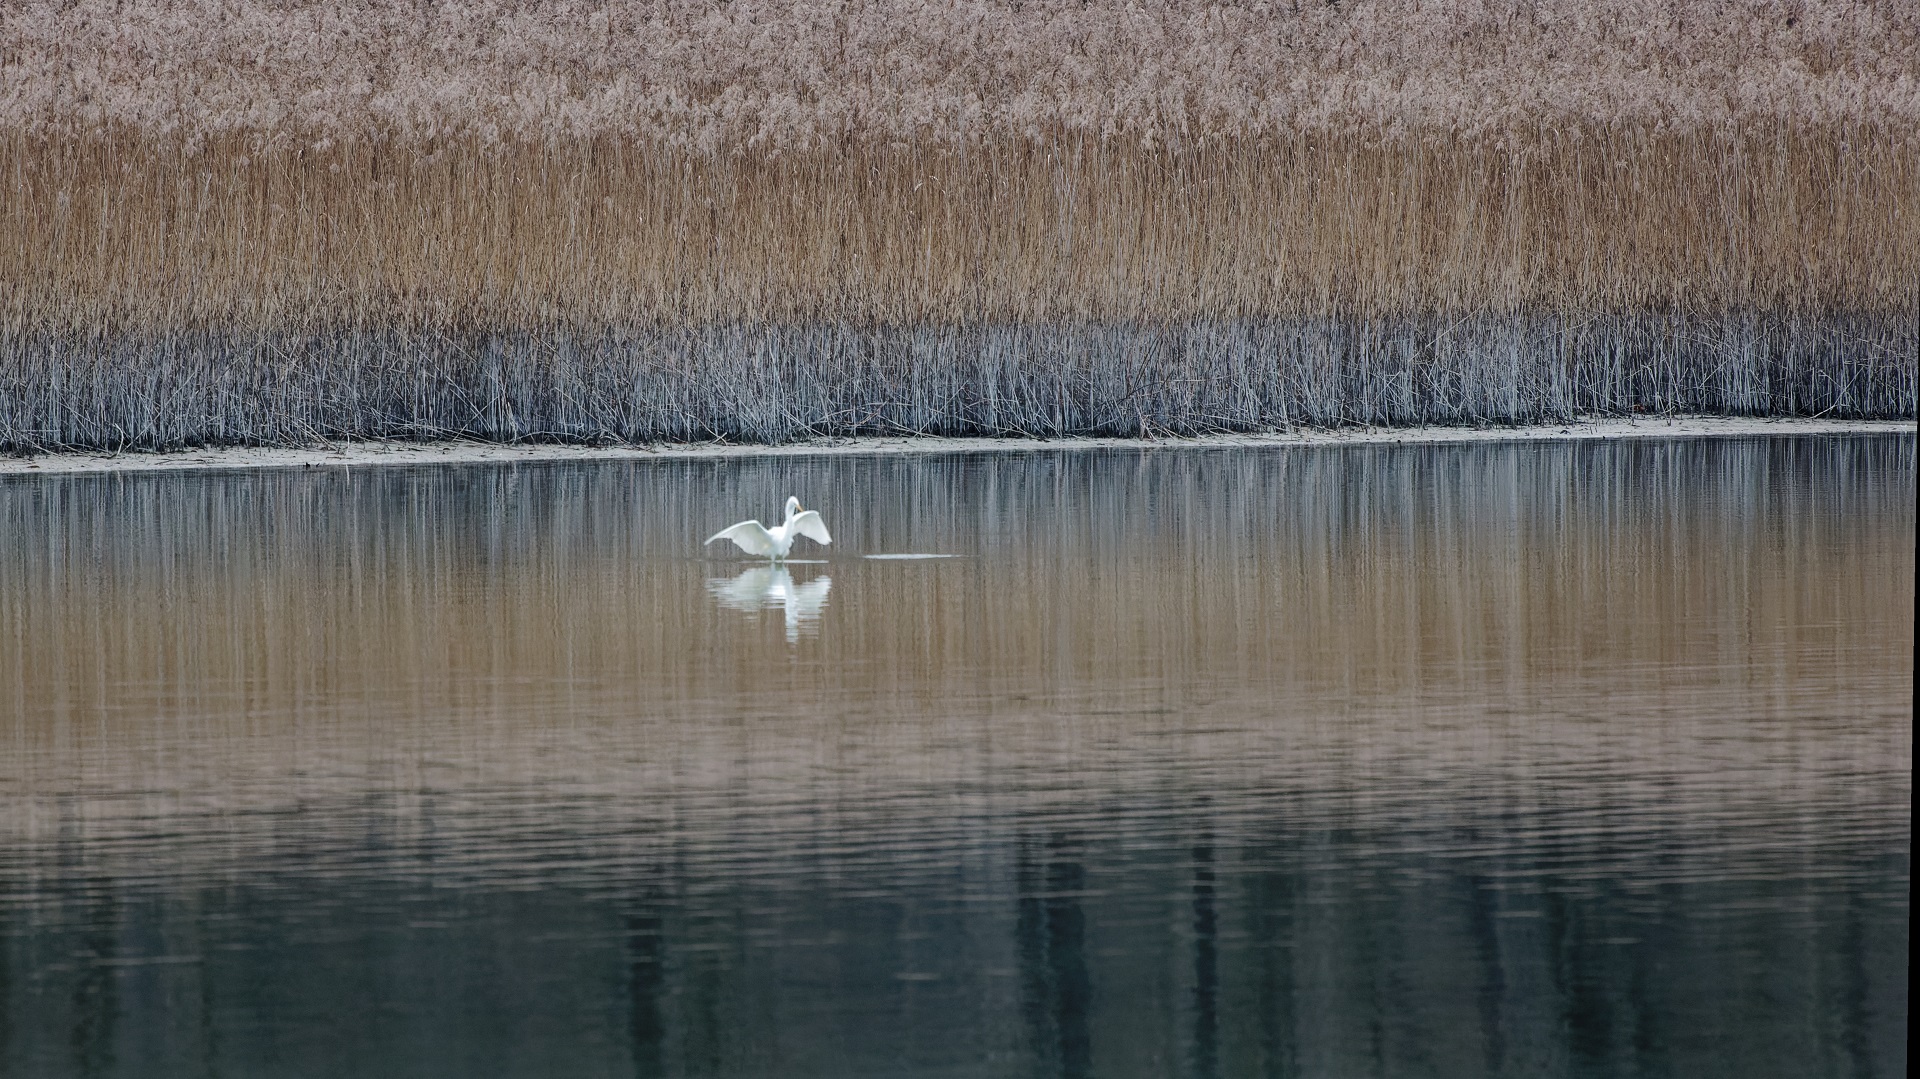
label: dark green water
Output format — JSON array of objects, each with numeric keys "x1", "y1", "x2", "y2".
[{"x1": 1, "y1": 436, "x2": 1911, "y2": 1078}]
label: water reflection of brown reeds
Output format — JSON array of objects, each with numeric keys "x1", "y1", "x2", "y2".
[{"x1": 2, "y1": 438, "x2": 1909, "y2": 862}]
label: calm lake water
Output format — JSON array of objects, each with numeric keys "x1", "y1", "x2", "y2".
[{"x1": 1, "y1": 436, "x2": 1911, "y2": 1078}]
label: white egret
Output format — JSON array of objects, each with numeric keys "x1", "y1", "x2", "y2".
[{"x1": 705, "y1": 496, "x2": 832, "y2": 560}]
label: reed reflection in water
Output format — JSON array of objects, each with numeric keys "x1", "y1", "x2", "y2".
[{"x1": 0, "y1": 436, "x2": 1911, "y2": 1079}]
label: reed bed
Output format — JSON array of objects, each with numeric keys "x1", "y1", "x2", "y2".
[{"x1": 3, "y1": 1, "x2": 1916, "y2": 449}]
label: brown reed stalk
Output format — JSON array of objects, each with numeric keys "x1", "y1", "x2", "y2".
[
  {"x1": 6, "y1": 123, "x2": 1916, "y2": 328},
  {"x1": 1, "y1": 2, "x2": 1915, "y2": 448}
]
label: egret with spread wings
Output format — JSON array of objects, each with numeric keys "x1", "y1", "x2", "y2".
[{"x1": 705, "y1": 496, "x2": 833, "y2": 560}]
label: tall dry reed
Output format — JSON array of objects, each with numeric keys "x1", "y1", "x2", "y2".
[{"x1": 2, "y1": 2, "x2": 1915, "y2": 448}]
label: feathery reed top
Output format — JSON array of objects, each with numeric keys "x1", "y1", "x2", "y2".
[{"x1": 4, "y1": 1, "x2": 1916, "y2": 145}]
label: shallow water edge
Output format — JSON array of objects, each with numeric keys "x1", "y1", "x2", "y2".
[{"x1": 4, "y1": 415, "x2": 1911, "y2": 476}]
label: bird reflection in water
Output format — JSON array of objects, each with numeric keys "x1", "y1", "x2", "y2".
[{"x1": 708, "y1": 566, "x2": 832, "y2": 642}]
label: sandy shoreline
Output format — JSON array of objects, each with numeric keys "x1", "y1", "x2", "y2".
[{"x1": 2, "y1": 416, "x2": 1912, "y2": 476}]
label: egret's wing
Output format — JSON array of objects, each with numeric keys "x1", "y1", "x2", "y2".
[
  {"x1": 788, "y1": 510, "x2": 832, "y2": 546},
  {"x1": 705, "y1": 520, "x2": 776, "y2": 556}
]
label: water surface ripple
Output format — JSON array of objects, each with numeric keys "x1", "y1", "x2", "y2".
[{"x1": 1, "y1": 436, "x2": 1911, "y2": 1078}]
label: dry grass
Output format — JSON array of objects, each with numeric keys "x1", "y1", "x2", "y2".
[{"x1": 2, "y1": 2, "x2": 1916, "y2": 447}]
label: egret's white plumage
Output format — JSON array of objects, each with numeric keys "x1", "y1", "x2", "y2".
[{"x1": 706, "y1": 496, "x2": 832, "y2": 560}]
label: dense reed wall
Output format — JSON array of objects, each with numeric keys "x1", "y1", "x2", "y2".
[{"x1": 3, "y1": 1, "x2": 1916, "y2": 448}]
